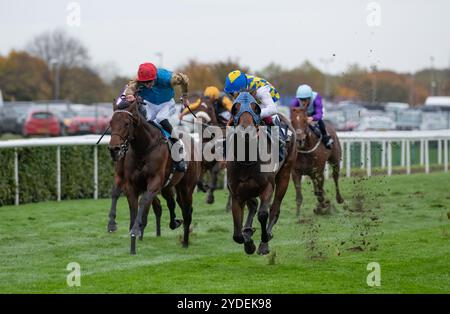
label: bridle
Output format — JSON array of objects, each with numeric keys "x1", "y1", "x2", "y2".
[
  {"x1": 295, "y1": 120, "x2": 322, "y2": 154},
  {"x1": 110, "y1": 110, "x2": 137, "y2": 157}
]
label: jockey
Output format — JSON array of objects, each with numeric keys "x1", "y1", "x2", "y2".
[
  {"x1": 119, "y1": 62, "x2": 189, "y2": 172},
  {"x1": 179, "y1": 86, "x2": 233, "y2": 124},
  {"x1": 224, "y1": 70, "x2": 288, "y2": 162},
  {"x1": 223, "y1": 70, "x2": 287, "y2": 140},
  {"x1": 291, "y1": 84, "x2": 334, "y2": 149}
]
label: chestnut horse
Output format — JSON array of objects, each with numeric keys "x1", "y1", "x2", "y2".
[
  {"x1": 290, "y1": 107, "x2": 344, "y2": 216},
  {"x1": 109, "y1": 100, "x2": 201, "y2": 254},
  {"x1": 227, "y1": 93, "x2": 296, "y2": 255}
]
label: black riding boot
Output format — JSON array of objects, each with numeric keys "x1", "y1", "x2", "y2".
[
  {"x1": 317, "y1": 119, "x2": 333, "y2": 149},
  {"x1": 159, "y1": 119, "x2": 187, "y2": 172},
  {"x1": 271, "y1": 116, "x2": 287, "y2": 162}
]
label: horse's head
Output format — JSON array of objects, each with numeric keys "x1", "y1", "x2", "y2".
[
  {"x1": 231, "y1": 92, "x2": 261, "y2": 129},
  {"x1": 290, "y1": 106, "x2": 309, "y2": 150},
  {"x1": 108, "y1": 99, "x2": 140, "y2": 161}
]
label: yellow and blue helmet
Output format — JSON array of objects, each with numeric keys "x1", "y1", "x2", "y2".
[{"x1": 224, "y1": 70, "x2": 247, "y2": 94}]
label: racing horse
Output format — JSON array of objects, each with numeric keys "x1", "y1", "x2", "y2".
[
  {"x1": 107, "y1": 160, "x2": 163, "y2": 238},
  {"x1": 290, "y1": 106, "x2": 344, "y2": 216},
  {"x1": 109, "y1": 100, "x2": 201, "y2": 254},
  {"x1": 227, "y1": 92, "x2": 296, "y2": 255}
]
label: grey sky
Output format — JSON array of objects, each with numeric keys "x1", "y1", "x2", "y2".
[{"x1": 1, "y1": 0, "x2": 449, "y2": 77}]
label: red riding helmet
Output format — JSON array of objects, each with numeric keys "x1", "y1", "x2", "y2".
[{"x1": 137, "y1": 62, "x2": 157, "y2": 81}]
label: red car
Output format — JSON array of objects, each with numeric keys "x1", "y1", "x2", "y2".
[
  {"x1": 67, "y1": 109, "x2": 110, "y2": 135},
  {"x1": 22, "y1": 110, "x2": 61, "y2": 137}
]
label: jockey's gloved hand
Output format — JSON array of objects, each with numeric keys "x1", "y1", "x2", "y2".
[{"x1": 117, "y1": 96, "x2": 128, "y2": 109}]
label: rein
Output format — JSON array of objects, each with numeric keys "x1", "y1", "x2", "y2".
[{"x1": 297, "y1": 127, "x2": 322, "y2": 154}]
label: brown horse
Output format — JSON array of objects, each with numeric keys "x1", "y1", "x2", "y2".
[
  {"x1": 188, "y1": 96, "x2": 230, "y2": 209},
  {"x1": 227, "y1": 92, "x2": 296, "y2": 255},
  {"x1": 109, "y1": 100, "x2": 201, "y2": 254},
  {"x1": 290, "y1": 107, "x2": 344, "y2": 216},
  {"x1": 107, "y1": 160, "x2": 162, "y2": 238}
]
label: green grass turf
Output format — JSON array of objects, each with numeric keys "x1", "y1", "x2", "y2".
[{"x1": 0, "y1": 172, "x2": 449, "y2": 293}]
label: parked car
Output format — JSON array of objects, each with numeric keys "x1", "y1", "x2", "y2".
[
  {"x1": 22, "y1": 110, "x2": 61, "y2": 137},
  {"x1": 0, "y1": 103, "x2": 33, "y2": 134},
  {"x1": 354, "y1": 116, "x2": 396, "y2": 131},
  {"x1": 324, "y1": 110, "x2": 346, "y2": 131},
  {"x1": 420, "y1": 112, "x2": 448, "y2": 130},
  {"x1": 396, "y1": 109, "x2": 422, "y2": 130},
  {"x1": 67, "y1": 108, "x2": 110, "y2": 135}
]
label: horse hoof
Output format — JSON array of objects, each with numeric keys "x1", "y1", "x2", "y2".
[
  {"x1": 257, "y1": 242, "x2": 270, "y2": 255},
  {"x1": 337, "y1": 196, "x2": 344, "y2": 204},
  {"x1": 182, "y1": 242, "x2": 189, "y2": 248},
  {"x1": 170, "y1": 219, "x2": 183, "y2": 230},
  {"x1": 233, "y1": 234, "x2": 245, "y2": 244},
  {"x1": 107, "y1": 223, "x2": 117, "y2": 233},
  {"x1": 206, "y1": 195, "x2": 214, "y2": 204},
  {"x1": 244, "y1": 240, "x2": 256, "y2": 255}
]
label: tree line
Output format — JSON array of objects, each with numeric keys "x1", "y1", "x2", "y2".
[{"x1": 1, "y1": 29, "x2": 449, "y2": 106}]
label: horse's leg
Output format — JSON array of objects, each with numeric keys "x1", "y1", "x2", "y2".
[
  {"x1": 175, "y1": 185, "x2": 193, "y2": 248},
  {"x1": 139, "y1": 199, "x2": 151, "y2": 241},
  {"x1": 329, "y1": 159, "x2": 344, "y2": 204},
  {"x1": 257, "y1": 184, "x2": 274, "y2": 255},
  {"x1": 313, "y1": 172, "x2": 328, "y2": 214},
  {"x1": 207, "y1": 162, "x2": 220, "y2": 204},
  {"x1": 230, "y1": 195, "x2": 245, "y2": 245},
  {"x1": 292, "y1": 171, "x2": 303, "y2": 217},
  {"x1": 126, "y1": 189, "x2": 139, "y2": 255},
  {"x1": 152, "y1": 197, "x2": 163, "y2": 237},
  {"x1": 267, "y1": 166, "x2": 292, "y2": 241},
  {"x1": 242, "y1": 198, "x2": 258, "y2": 254},
  {"x1": 162, "y1": 188, "x2": 183, "y2": 230},
  {"x1": 130, "y1": 186, "x2": 157, "y2": 253},
  {"x1": 107, "y1": 185, "x2": 121, "y2": 232}
]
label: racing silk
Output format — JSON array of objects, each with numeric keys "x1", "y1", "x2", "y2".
[
  {"x1": 182, "y1": 92, "x2": 233, "y2": 115},
  {"x1": 138, "y1": 68, "x2": 174, "y2": 105},
  {"x1": 246, "y1": 75, "x2": 280, "y2": 103},
  {"x1": 290, "y1": 92, "x2": 323, "y2": 121}
]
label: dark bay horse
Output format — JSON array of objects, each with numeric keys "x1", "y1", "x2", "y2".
[
  {"x1": 227, "y1": 93, "x2": 296, "y2": 255},
  {"x1": 109, "y1": 100, "x2": 201, "y2": 254},
  {"x1": 107, "y1": 160, "x2": 162, "y2": 238},
  {"x1": 290, "y1": 107, "x2": 344, "y2": 216}
]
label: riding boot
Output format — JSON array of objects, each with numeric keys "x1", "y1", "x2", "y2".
[
  {"x1": 269, "y1": 115, "x2": 287, "y2": 162},
  {"x1": 159, "y1": 119, "x2": 187, "y2": 172},
  {"x1": 317, "y1": 119, "x2": 334, "y2": 149}
]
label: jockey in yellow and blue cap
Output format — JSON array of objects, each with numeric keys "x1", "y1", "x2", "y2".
[
  {"x1": 224, "y1": 70, "x2": 285, "y2": 133},
  {"x1": 225, "y1": 70, "x2": 289, "y2": 161}
]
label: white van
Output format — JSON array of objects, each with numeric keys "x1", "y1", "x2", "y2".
[{"x1": 424, "y1": 96, "x2": 450, "y2": 107}]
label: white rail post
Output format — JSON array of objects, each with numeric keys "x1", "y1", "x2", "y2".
[
  {"x1": 437, "y1": 139, "x2": 442, "y2": 165},
  {"x1": 444, "y1": 139, "x2": 448, "y2": 173},
  {"x1": 366, "y1": 140, "x2": 372, "y2": 177},
  {"x1": 420, "y1": 139, "x2": 424, "y2": 165},
  {"x1": 360, "y1": 141, "x2": 365, "y2": 169},
  {"x1": 381, "y1": 140, "x2": 386, "y2": 168},
  {"x1": 14, "y1": 148, "x2": 19, "y2": 206},
  {"x1": 425, "y1": 140, "x2": 430, "y2": 174},
  {"x1": 406, "y1": 140, "x2": 411, "y2": 175},
  {"x1": 387, "y1": 141, "x2": 392, "y2": 176},
  {"x1": 339, "y1": 142, "x2": 344, "y2": 170},
  {"x1": 56, "y1": 146, "x2": 61, "y2": 202},
  {"x1": 346, "y1": 141, "x2": 351, "y2": 178},
  {"x1": 94, "y1": 145, "x2": 98, "y2": 200},
  {"x1": 401, "y1": 140, "x2": 406, "y2": 167}
]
